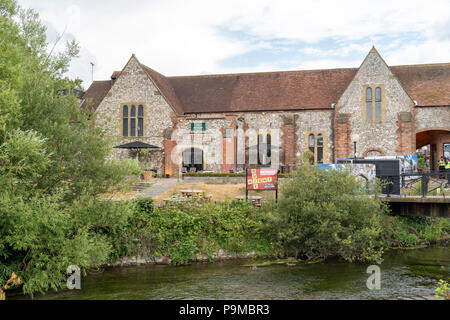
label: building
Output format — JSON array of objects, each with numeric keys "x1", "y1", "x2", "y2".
[{"x1": 82, "y1": 47, "x2": 450, "y2": 176}]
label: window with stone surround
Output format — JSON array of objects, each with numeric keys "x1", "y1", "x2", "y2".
[
  {"x1": 122, "y1": 104, "x2": 144, "y2": 137},
  {"x1": 256, "y1": 131, "x2": 271, "y2": 166},
  {"x1": 307, "y1": 132, "x2": 326, "y2": 164},
  {"x1": 364, "y1": 86, "x2": 383, "y2": 121}
]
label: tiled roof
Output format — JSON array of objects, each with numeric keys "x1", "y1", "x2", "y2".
[
  {"x1": 80, "y1": 80, "x2": 111, "y2": 112},
  {"x1": 141, "y1": 65, "x2": 184, "y2": 115},
  {"x1": 168, "y1": 68, "x2": 357, "y2": 113},
  {"x1": 111, "y1": 71, "x2": 121, "y2": 79},
  {"x1": 390, "y1": 63, "x2": 450, "y2": 106},
  {"x1": 82, "y1": 62, "x2": 450, "y2": 115}
]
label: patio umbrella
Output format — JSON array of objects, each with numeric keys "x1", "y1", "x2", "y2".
[{"x1": 113, "y1": 141, "x2": 161, "y2": 161}]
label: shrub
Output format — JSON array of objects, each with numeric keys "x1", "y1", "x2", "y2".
[
  {"x1": 143, "y1": 201, "x2": 274, "y2": 265},
  {"x1": 379, "y1": 215, "x2": 450, "y2": 247},
  {"x1": 266, "y1": 155, "x2": 388, "y2": 263}
]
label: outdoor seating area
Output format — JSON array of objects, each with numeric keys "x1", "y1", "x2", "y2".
[
  {"x1": 235, "y1": 195, "x2": 263, "y2": 207},
  {"x1": 162, "y1": 189, "x2": 213, "y2": 207}
]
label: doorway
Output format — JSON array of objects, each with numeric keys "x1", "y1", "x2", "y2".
[{"x1": 182, "y1": 147, "x2": 203, "y2": 172}]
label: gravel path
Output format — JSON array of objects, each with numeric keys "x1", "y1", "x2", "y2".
[{"x1": 136, "y1": 178, "x2": 178, "y2": 199}]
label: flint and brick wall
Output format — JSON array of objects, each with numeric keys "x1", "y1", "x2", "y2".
[
  {"x1": 334, "y1": 49, "x2": 415, "y2": 158},
  {"x1": 94, "y1": 56, "x2": 176, "y2": 176}
]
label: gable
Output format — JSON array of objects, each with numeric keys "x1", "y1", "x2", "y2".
[
  {"x1": 93, "y1": 56, "x2": 176, "y2": 136},
  {"x1": 336, "y1": 47, "x2": 414, "y2": 111}
]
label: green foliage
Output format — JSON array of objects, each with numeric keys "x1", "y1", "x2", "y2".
[
  {"x1": 0, "y1": 0, "x2": 141, "y2": 297},
  {"x1": 265, "y1": 155, "x2": 388, "y2": 263},
  {"x1": 379, "y1": 215, "x2": 450, "y2": 247},
  {"x1": 417, "y1": 153, "x2": 425, "y2": 169},
  {"x1": 143, "y1": 201, "x2": 274, "y2": 265},
  {"x1": 435, "y1": 279, "x2": 449, "y2": 300},
  {"x1": 135, "y1": 198, "x2": 154, "y2": 215},
  {"x1": 0, "y1": 192, "x2": 110, "y2": 295}
]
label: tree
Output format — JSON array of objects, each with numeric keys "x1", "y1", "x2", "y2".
[
  {"x1": 0, "y1": 0, "x2": 141, "y2": 296},
  {"x1": 267, "y1": 154, "x2": 388, "y2": 263}
]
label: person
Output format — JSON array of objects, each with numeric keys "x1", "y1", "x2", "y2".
[
  {"x1": 439, "y1": 156, "x2": 446, "y2": 178},
  {"x1": 425, "y1": 157, "x2": 430, "y2": 172},
  {"x1": 446, "y1": 161, "x2": 450, "y2": 184}
]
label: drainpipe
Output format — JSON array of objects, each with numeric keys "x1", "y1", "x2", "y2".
[{"x1": 331, "y1": 103, "x2": 336, "y2": 163}]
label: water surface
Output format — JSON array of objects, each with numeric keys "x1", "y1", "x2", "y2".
[{"x1": 10, "y1": 245, "x2": 449, "y2": 300}]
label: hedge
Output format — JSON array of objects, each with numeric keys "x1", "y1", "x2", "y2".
[{"x1": 184, "y1": 172, "x2": 291, "y2": 178}]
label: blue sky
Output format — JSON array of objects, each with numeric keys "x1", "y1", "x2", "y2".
[{"x1": 18, "y1": 0, "x2": 450, "y2": 89}]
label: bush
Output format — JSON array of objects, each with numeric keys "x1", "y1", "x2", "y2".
[
  {"x1": 266, "y1": 155, "x2": 388, "y2": 263},
  {"x1": 0, "y1": 0, "x2": 141, "y2": 298},
  {"x1": 135, "y1": 198, "x2": 154, "y2": 215},
  {"x1": 379, "y1": 215, "x2": 450, "y2": 247},
  {"x1": 144, "y1": 201, "x2": 274, "y2": 265}
]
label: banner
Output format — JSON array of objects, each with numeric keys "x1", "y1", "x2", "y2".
[
  {"x1": 317, "y1": 163, "x2": 376, "y2": 182},
  {"x1": 246, "y1": 168, "x2": 278, "y2": 190}
]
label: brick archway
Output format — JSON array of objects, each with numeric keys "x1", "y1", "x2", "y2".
[
  {"x1": 416, "y1": 128, "x2": 450, "y2": 172},
  {"x1": 363, "y1": 148, "x2": 385, "y2": 157}
]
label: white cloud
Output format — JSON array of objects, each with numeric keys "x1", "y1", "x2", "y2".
[
  {"x1": 384, "y1": 41, "x2": 450, "y2": 66},
  {"x1": 17, "y1": 0, "x2": 450, "y2": 88}
]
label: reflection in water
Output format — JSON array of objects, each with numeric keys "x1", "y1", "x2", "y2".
[{"x1": 10, "y1": 245, "x2": 449, "y2": 300}]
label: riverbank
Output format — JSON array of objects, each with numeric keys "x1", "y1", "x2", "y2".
[
  {"x1": 108, "y1": 199, "x2": 450, "y2": 267},
  {"x1": 109, "y1": 236, "x2": 450, "y2": 268},
  {"x1": 10, "y1": 245, "x2": 449, "y2": 300}
]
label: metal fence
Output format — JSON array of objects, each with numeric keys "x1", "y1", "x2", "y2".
[{"x1": 383, "y1": 171, "x2": 449, "y2": 197}]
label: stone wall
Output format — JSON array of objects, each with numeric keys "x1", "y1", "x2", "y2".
[
  {"x1": 175, "y1": 116, "x2": 234, "y2": 172},
  {"x1": 167, "y1": 109, "x2": 333, "y2": 174},
  {"x1": 415, "y1": 106, "x2": 450, "y2": 132},
  {"x1": 335, "y1": 48, "x2": 415, "y2": 158},
  {"x1": 295, "y1": 110, "x2": 333, "y2": 163},
  {"x1": 94, "y1": 56, "x2": 176, "y2": 176},
  {"x1": 94, "y1": 51, "x2": 447, "y2": 176}
]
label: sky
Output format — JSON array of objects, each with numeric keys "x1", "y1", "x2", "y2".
[{"x1": 18, "y1": 0, "x2": 450, "y2": 89}]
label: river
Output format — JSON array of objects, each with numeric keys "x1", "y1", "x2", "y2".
[{"x1": 10, "y1": 245, "x2": 449, "y2": 300}]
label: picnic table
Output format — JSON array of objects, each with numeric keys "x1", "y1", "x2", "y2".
[
  {"x1": 180, "y1": 189, "x2": 204, "y2": 198},
  {"x1": 163, "y1": 197, "x2": 187, "y2": 207},
  {"x1": 235, "y1": 195, "x2": 262, "y2": 207}
]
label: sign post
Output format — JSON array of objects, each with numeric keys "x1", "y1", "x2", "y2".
[{"x1": 246, "y1": 168, "x2": 278, "y2": 202}]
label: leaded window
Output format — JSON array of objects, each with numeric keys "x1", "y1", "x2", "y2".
[{"x1": 122, "y1": 104, "x2": 144, "y2": 137}]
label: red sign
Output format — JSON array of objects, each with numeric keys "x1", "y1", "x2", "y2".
[{"x1": 246, "y1": 168, "x2": 278, "y2": 190}]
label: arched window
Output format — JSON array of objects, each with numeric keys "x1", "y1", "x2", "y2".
[
  {"x1": 122, "y1": 105, "x2": 128, "y2": 137},
  {"x1": 307, "y1": 132, "x2": 326, "y2": 164},
  {"x1": 365, "y1": 87, "x2": 373, "y2": 121},
  {"x1": 375, "y1": 87, "x2": 381, "y2": 121},
  {"x1": 122, "y1": 104, "x2": 144, "y2": 137},
  {"x1": 138, "y1": 105, "x2": 144, "y2": 136},
  {"x1": 309, "y1": 133, "x2": 315, "y2": 164},
  {"x1": 365, "y1": 86, "x2": 383, "y2": 121},
  {"x1": 130, "y1": 105, "x2": 136, "y2": 137},
  {"x1": 257, "y1": 133, "x2": 264, "y2": 165},
  {"x1": 317, "y1": 133, "x2": 323, "y2": 164}
]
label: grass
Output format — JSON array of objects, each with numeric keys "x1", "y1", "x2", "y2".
[
  {"x1": 100, "y1": 178, "x2": 152, "y2": 200},
  {"x1": 153, "y1": 182, "x2": 284, "y2": 203}
]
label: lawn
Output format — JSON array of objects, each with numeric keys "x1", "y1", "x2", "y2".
[{"x1": 153, "y1": 182, "x2": 282, "y2": 203}]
